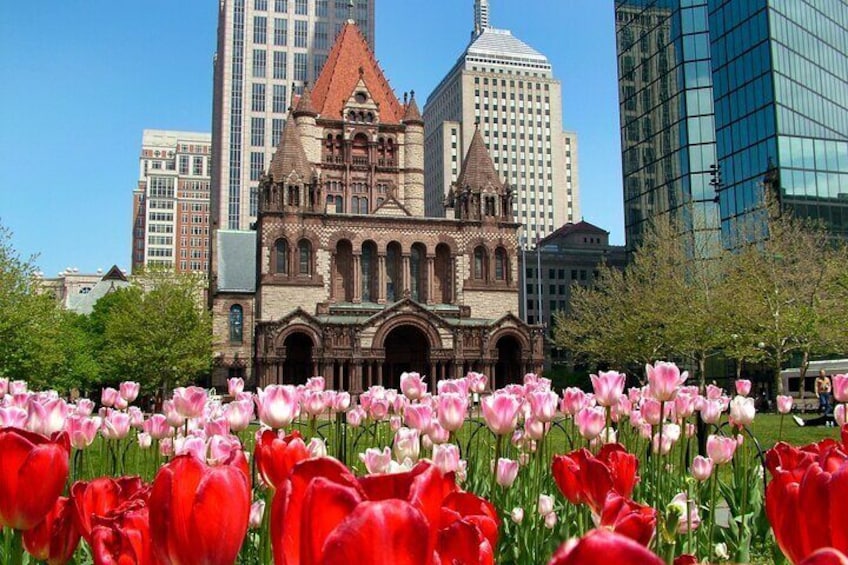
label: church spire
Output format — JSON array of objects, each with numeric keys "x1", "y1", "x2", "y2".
[{"x1": 473, "y1": 0, "x2": 489, "y2": 37}]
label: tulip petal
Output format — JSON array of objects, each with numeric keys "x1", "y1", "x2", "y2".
[
  {"x1": 548, "y1": 529, "x2": 663, "y2": 565},
  {"x1": 437, "y1": 520, "x2": 494, "y2": 565},
  {"x1": 300, "y1": 477, "x2": 362, "y2": 564},
  {"x1": 319, "y1": 500, "x2": 431, "y2": 565}
]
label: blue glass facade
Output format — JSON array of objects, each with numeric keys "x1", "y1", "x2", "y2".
[
  {"x1": 617, "y1": 0, "x2": 848, "y2": 248},
  {"x1": 615, "y1": 0, "x2": 722, "y2": 255},
  {"x1": 710, "y1": 0, "x2": 848, "y2": 238}
]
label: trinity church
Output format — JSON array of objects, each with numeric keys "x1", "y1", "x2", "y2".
[{"x1": 210, "y1": 20, "x2": 544, "y2": 393}]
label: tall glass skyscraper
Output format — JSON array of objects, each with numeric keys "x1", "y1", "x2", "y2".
[
  {"x1": 615, "y1": 0, "x2": 848, "y2": 251},
  {"x1": 710, "y1": 0, "x2": 848, "y2": 240}
]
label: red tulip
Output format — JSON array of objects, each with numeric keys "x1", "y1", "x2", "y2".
[
  {"x1": 437, "y1": 520, "x2": 494, "y2": 565},
  {"x1": 766, "y1": 439, "x2": 848, "y2": 563},
  {"x1": 800, "y1": 548, "x2": 848, "y2": 565},
  {"x1": 548, "y1": 529, "x2": 663, "y2": 565},
  {"x1": 22, "y1": 496, "x2": 81, "y2": 565},
  {"x1": 149, "y1": 451, "x2": 251, "y2": 565},
  {"x1": 90, "y1": 502, "x2": 159, "y2": 565},
  {"x1": 71, "y1": 476, "x2": 147, "y2": 543},
  {"x1": 598, "y1": 493, "x2": 656, "y2": 547},
  {"x1": 551, "y1": 444, "x2": 639, "y2": 514},
  {"x1": 0, "y1": 427, "x2": 70, "y2": 530},
  {"x1": 673, "y1": 555, "x2": 698, "y2": 565},
  {"x1": 255, "y1": 428, "x2": 310, "y2": 489}
]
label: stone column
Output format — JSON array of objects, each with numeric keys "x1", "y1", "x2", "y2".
[
  {"x1": 377, "y1": 363, "x2": 383, "y2": 387},
  {"x1": 352, "y1": 361, "x2": 363, "y2": 394},
  {"x1": 426, "y1": 256, "x2": 435, "y2": 304},
  {"x1": 402, "y1": 255, "x2": 411, "y2": 295},
  {"x1": 377, "y1": 254, "x2": 387, "y2": 304},
  {"x1": 429, "y1": 362, "x2": 437, "y2": 394},
  {"x1": 353, "y1": 255, "x2": 362, "y2": 303}
]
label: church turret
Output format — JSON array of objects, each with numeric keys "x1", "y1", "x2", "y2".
[
  {"x1": 402, "y1": 91, "x2": 425, "y2": 216},
  {"x1": 452, "y1": 125, "x2": 512, "y2": 222},
  {"x1": 293, "y1": 85, "x2": 321, "y2": 163},
  {"x1": 263, "y1": 113, "x2": 320, "y2": 214}
]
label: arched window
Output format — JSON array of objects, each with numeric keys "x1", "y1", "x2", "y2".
[
  {"x1": 274, "y1": 238, "x2": 289, "y2": 274},
  {"x1": 229, "y1": 305, "x2": 243, "y2": 343},
  {"x1": 410, "y1": 244, "x2": 422, "y2": 301},
  {"x1": 298, "y1": 239, "x2": 311, "y2": 275},
  {"x1": 435, "y1": 244, "x2": 452, "y2": 304},
  {"x1": 361, "y1": 241, "x2": 377, "y2": 302},
  {"x1": 473, "y1": 246, "x2": 488, "y2": 280},
  {"x1": 335, "y1": 240, "x2": 354, "y2": 301},
  {"x1": 495, "y1": 247, "x2": 507, "y2": 281},
  {"x1": 359, "y1": 197, "x2": 368, "y2": 214},
  {"x1": 386, "y1": 242, "x2": 401, "y2": 301}
]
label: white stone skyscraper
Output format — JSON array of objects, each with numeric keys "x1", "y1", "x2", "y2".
[
  {"x1": 424, "y1": 1, "x2": 579, "y2": 240},
  {"x1": 211, "y1": 0, "x2": 375, "y2": 232}
]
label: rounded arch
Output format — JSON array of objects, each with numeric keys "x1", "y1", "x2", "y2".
[
  {"x1": 361, "y1": 240, "x2": 378, "y2": 302},
  {"x1": 373, "y1": 315, "x2": 443, "y2": 351},
  {"x1": 334, "y1": 239, "x2": 354, "y2": 301},
  {"x1": 494, "y1": 246, "x2": 509, "y2": 282},
  {"x1": 296, "y1": 238, "x2": 313, "y2": 276},
  {"x1": 273, "y1": 323, "x2": 322, "y2": 351},
  {"x1": 486, "y1": 327, "x2": 532, "y2": 354},
  {"x1": 385, "y1": 240, "x2": 402, "y2": 302},
  {"x1": 381, "y1": 324, "x2": 431, "y2": 391},
  {"x1": 410, "y1": 242, "x2": 427, "y2": 302},
  {"x1": 282, "y1": 331, "x2": 314, "y2": 386},
  {"x1": 472, "y1": 244, "x2": 489, "y2": 281},
  {"x1": 273, "y1": 238, "x2": 290, "y2": 275},
  {"x1": 435, "y1": 234, "x2": 460, "y2": 255},
  {"x1": 493, "y1": 334, "x2": 523, "y2": 389}
]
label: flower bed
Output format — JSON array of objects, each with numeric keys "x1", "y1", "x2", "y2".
[{"x1": 0, "y1": 367, "x2": 846, "y2": 564}]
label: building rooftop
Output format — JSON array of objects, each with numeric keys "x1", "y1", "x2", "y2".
[{"x1": 466, "y1": 28, "x2": 550, "y2": 66}]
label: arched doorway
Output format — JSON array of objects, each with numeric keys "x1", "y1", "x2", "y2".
[
  {"x1": 383, "y1": 325, "x2": 430, "y2": 390},
  {"x1": 283, "y1": 332, "x2": 313, "y2": 386},
  {"x1": 495, "y1": 335, "x2": 522, "y2": 389}
]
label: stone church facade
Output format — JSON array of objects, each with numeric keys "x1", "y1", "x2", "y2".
[{"x1": 210, "y1": 21, "x2": 544, "y2": 393}]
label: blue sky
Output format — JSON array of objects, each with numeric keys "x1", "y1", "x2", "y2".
[{"x1": 0, "y1": 1, "x2": 622, "y2": 277}]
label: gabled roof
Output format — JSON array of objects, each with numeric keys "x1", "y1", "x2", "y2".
[
  {"x1": 539, "y1": 221, "x2": 609, "y2": 245},
  {"x1": 455, "y1": 126, "x2": 503, "y2": 192},
  {"x1": 269, "y1": 114, "x2": 312, "y2": 182},
  {"x1": 372, "y1": 194, "x2": 411, "y2": 217},
  {"x1": 310, "y1": 22, "x2": 403, "y2": 123}
]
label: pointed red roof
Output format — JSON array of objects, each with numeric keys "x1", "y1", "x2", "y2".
[
  {"x1": 310, "y1": 22, "x2": 403, "y2": 123},
  {"x1": 456, "y1": 126, "x2": 502, "y2": 192}
]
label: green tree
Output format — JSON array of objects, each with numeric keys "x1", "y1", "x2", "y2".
[{"x1": 96, "y1": 269, "x2": 212, "y2": 394}]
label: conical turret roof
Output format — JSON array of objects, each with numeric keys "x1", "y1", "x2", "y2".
[
  {"x1": 402, "y1": 94, "x2": 423, "y2": 125},
  {"x1": 456, "y1": 126, "x2": 502, "y2": 192},
  {"x1": 293, "y1": 85, "x2": 317, "y2": 117},
  {"x1": 269, "y1": 115, "x2": 312, "y2": 182}
]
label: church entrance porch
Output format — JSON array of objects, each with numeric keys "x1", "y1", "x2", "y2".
[
  {"x1": 495, "y1": 335, "x2": 523, "y2": 389},
  {"x1": 283, "y1": 332, "x2": 314, "y2": 386},
  {"x1": 382, "y1": 324, "x2": 430, "y2": 390}
]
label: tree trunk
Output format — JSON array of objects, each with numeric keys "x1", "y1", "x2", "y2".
[
  {"x1": 698, "y1": 353, "x2": 706, "y2": 392},
  {"x1": 798, "y1": 350, "x2": 810, "y2": 413},
  {"x1": 774, "y1": 365, "x2": 784, "y2": 397}
]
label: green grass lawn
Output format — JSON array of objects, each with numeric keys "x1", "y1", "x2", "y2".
[{"x1": 749, "y1": 412, "x2": 842, "y2": 450}]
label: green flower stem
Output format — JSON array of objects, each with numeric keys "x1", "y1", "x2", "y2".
[
  {"x1": 9, "y1": 529, "x2": 23, "y2": 565},
  {"x1": 708, "y1": 470, "x2": 719, "y2": 563}
]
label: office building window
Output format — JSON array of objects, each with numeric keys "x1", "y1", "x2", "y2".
[
  {"x1": 252, "y1": 49, "x2": 266, "y2": 78},
  {"x1": 273, "y1": 18, "x2": 287, "y2": 46},
  {"x1": 250, "y1": 186, "x2": 259, "y2": 217},
  {"x1": 193, "y1": 156, "x2": 203, "y2": 176},
  {"x1": 272, "y1": 84, "x2": 287, "y2": 113},
  {"x1": 272, "y1": 51, "x2": 286, "y2": 79},
  {"x1": 294, "y1": 53, "x2": 307, "y2": 81},
  {"x1": 274, "y1": 0, "x2": 287, "y2": 11},
  {"x1": 255, "y1": 0, "x2": 267, "y2": 9},
  {"x1": 179, "y1": 156, "x2": 189, "y2": 175},
  {"x1": 313, "y1": 54, "x2": 326, "y2": 80},
  {"x1": 250, "y1": 152, "x2": 265, "y2": 181},
  {"x1": 295, "y1": 0, "x2": 307, "y2": 15},
  {"x1": 314, "y1": 21, "x2": 329, "y2": 50},
  {"x1": 252, "y1": 83, "x2": 266, "y2": 112},
  {"x1": 251, "y1": 117, "x2": 265, "y2": 146},
  {"x1": 253, "y1": 16, "x2": 267, "y2": 44},
  {"x1": 315, "y1": 0, "x2": 328, "y2": 17},
  {"x1": 272, "y1": 118, "x2": 284, "y2": 146},
  {"x1": 294, "y1": 20, "x2": 307, "y2": 48}
]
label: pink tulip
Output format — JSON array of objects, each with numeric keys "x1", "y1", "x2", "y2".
[
  {"x1": 369, "y1": 397, "x2": 390, "y2": 421},
  {"x1": 674, "y1": 392, "x2": 697, "y2": 420},
  {"x1": 138, "y1": 432, "x2": 153, "y2": 449},
  {"x1": 728, "y1": 395, "x2": 755, "y2": 428},
  {"x1": 700, "y1": 399, "x2": 723, "y2": 424},
  {"x1": 776, "y1": 395, "x2": 793, "y2": 414},
  {"x1": 646, "y1": 361, "x2": 687, "y2": 401},
  {"x1": 119, "y1": 381, "x2": 141, "y2": 403},
  {"x1": 101, "y1": 411, "x2": 131, "y2": 440},
  {"x1": 691, "y1": 455, "x2": 713, "y2": 481},
  {"x1": 172, "y1": 386, "x2": 208, "y2": 419},
  {"x1": 204, "y1": 417, "x2": 230, "y2": 438},
  {"x1": 305, "y1": 376, "x2": 325, "y2": 391},
  {"x1": 427, "y1": 421, "x2": 450, "y2": 445},
  {"x1": 0, "y1": 406, "x2": 28, "y2": 428},
  {"x1": 575, "y1": 406, "x2": 606, "y2": 440},
  {"x1": 529, "y1": 390, "x2": 559, "y2": 422},
  {"x1": 249, "y1": 500, "x2": 265, "y2": 530},
  {"x1": 834, "y1": 404, "x2": 845, "y2": 426},
  {"x1": 227, "y1": 377, "x2": 245, "y2": 397},
  {"x1": 163, "y1": 400, "x2": 184, "y2": 427},
  {"x1": 143, "y1": 414, "x2": 174, "y2": 440},
  {"x1": 705, "y1": 384, "x2": 723, "y2": 400},
  {"x1": 333, "y1": 392, "x2": 351, "y2": 412},
  {"x1": 27, "y1": 397, "x2": 68, "y2": 435},
  {"x1": 302, "y1": 390, "x2": 328, "y2": 417},
  {"x1": 66, "y1": 414, "x2": 99, "y2": 449},
  {"x1": 511, "y1": 507, "x2": 524, "y2": 524},
  {"x1": 128, "y1": 406, "x2": 144, "y2": 428},
  {"x1": 347, "y1": 406, "x2": 366, "y2": 427},
  {"x1": 400, "y1": 372, "x2": 428, "y2": 401},
  {"x1": 432, "y1": 443, "x2": 461, "y2": 474},
  {"x1": 0, "y1": 377, "x2": 7, "y2": 397},
  {"x1": 225, "y1": 399, "x2": 254, "y2": 432},
  {"x1": 175, "y1": 435, "x2": 207, "y2": 460},
  {"x1": 544, "y1": 512, "x2": 558, "y2": 529},
  {"x1": 735, "y1": 379, "x2": 752, "y2": 397},
  {"x1": 359, "y1": 446, "x2": 392, "y2": 474},
  {"x1": 389, "y1": 414, "x2": 402, "y2": 432},
  {"x1": 590, "y1": 371, "x2": 626, "y2": 407},
  {"x1": 833, "y1": 374, "x2": 848, "y2": 403},
  {"x1": 538, "y1": 494, "x2": 554, "y2": 516},
  {"x1": 466, "y1": 371, "x2": 487, "y2": 393},
  {"x1": 255, "y1": 385, "x2": 299, "y2": 429},
  {"x1": 436, "y1": 392, "x2": 468, "y2": 432},
  {"x1": 393, "y1": 427, "x2": 420, "y2": 462},
  {"x1": 641, "y1": 398, "x2": 662, "y2": 426},
  {"x1": 706, "y1": 435, "x2": 737, "y2": 465},
  {"x1": 75, "y1": 398, "x2": 95, "y2": 416},
  {"x1": 669, "y1": 492, "x2": 700, "y2": 533},
  {"x1": 403, "y1": 403, "x2": 434, "y2": 434},
  {"x1": 561, "y1": 387, "x2": 587, "y2": 416},
  {"x1": 160, "y1": 437, "x2": 174, "y2": 457},
  {"x1": 496, "y1": 458, "x2": 519, "y2": 487},
  {"x1": 101, "y1": 387, "x2": 119, "y2": 408},
  {"x1": 652, "y1": 433, "x2": 673, "y2": 455},
  {"x1": 482, "y1": 392, "x2": 522, "y2": 435},
  {"x1": 307, "y1": 437, "x2": 327, "y2": 458}
]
